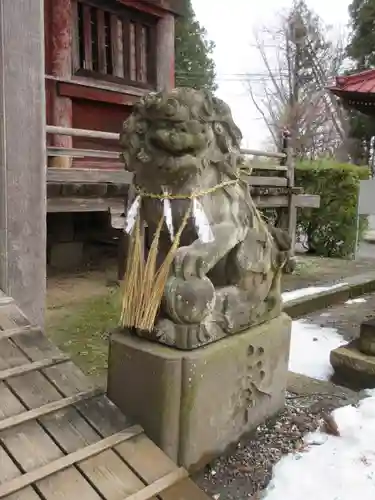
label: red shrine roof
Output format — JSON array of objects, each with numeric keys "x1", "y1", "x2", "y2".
[{"x1": 329, "y1": 69, "x2": 375, "y2": 96}]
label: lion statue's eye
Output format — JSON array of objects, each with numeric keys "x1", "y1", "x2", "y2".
[{"x1": 165, "y1": 98, "x2": 179, "y2": 117}]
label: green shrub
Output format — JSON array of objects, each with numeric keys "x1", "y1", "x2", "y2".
[{"x1": 296, "y1": 160, "x2": 369, "y2": 258}]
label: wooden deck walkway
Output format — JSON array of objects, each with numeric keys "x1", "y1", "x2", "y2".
[{"x1": 0, "y1": 291, "x2": 210, "y2": 500}]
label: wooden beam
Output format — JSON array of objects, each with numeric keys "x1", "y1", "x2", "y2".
[
  {"x1": 0, "y1": 0, "x2": 46, "y2": 328},
  {"x1": 47, "y1": 168, "x2": 133, "y2": 184},
  {"x1": 0, "y1": 354, "x2": 69, "y2": 380},
  {"x1": 156, "y1": 13, "x2": 175, "y2": 90},
  {"x1": 0, "y1": 389, "x2": 103, "y2": 432},
  {"x1": 47, "y1": 146, "x2": 120, "y2": 158},
  {"x1": 126, "y1": 469, "x2": 188, "y2": 500},
  {"x1": 242, "y1": 148, "x2": 285, "y2": 159},
  {"x1": 97, "y1": 9, "x2": 107, "y2": 73},
  {"x1": 0, "y1": 425, "x2": 144, "y2": 498},
  {"x1": 0, "y1": 325, "x2": 39, "y2": 340},
  {"x1": 47, "y1": 197, "x2": 124, "y2": 213},
  {"x1": 50, "y1": 0, "x2": 73, "y2": 168},
  {"x1": 46, "y1": 125, "x2": 119, "y2": 140}
]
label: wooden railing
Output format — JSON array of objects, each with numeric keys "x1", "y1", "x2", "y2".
[{"x1": 46, "y1": 125, "x2": 320, "y2": 244}]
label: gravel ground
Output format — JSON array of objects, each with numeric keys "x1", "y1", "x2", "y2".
[{"x1": 194, "y1": 390, "x2": 358, "y2": 500}]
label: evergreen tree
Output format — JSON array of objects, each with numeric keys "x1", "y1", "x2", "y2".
[
  {"x1": 174, "y1": 0, "x2": 217, "y2": 92},
  {"x1": 347, "y1": 0, "x2": 375, "y2": 68},
  {"x1": 346, "y1": 0, "x2": 375, "y2": 164}
]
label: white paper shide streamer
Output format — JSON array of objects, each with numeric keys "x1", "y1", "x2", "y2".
[
  {"x1": 193, "y1": 198, "x2": 214, "y2": 243},
  {"x1": 163, "y1": 195, "x2": 174, "y2": 241},
  {"x1": 125, "y1": 195, "x2": 141, "y2": 234}
]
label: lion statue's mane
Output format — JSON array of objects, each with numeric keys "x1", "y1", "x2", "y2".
[{"x1": 120, "y1": 88, "x2": 291, "y2": 350}]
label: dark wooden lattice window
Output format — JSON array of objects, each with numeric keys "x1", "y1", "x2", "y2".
[{"x1": 72, "y1": 0, "x2": 157, "y2": 87}]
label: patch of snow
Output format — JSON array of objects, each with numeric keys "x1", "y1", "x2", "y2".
[
  {"x1": 289, "y1": 320, "x2": 346, "y2": 381},
  {"x1": 264, "y1": 395, "x2": 375, "y2": 500},
  {"x1": 282, "y1": 283, "x2": 348, "y2": 303},
  {"x1": 345, "y1": 298, "x2": 367, "y2": 305},
  {"x1": 320, "y1": 312, "x2": 331, "y2": 317}
]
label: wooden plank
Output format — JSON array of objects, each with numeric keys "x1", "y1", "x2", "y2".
[
  {"x1": 47, "y1": 197, "x2": 123, "y2": 213},
  {"x1": 122, "y1": 18, "x2": 131, "y2": 79},
  {"x1": 0, "y1": 446, "x2": 41, "y2": 500},
  {"x1": 248, "y1": 176, "x2": 287, "y2": 187},
  {"x1": 0, "y1": 326, "x2": 38, "y2": 340},
  {"x1": 295, "y1": 194, "x2": 320, "y2": 208},
  {"x1": 242, "y1": 148, "x2": 286, "y2": 159},
  {"x1": 0, "y1": 426, "x2": 144, "y2": 499},
  {"x1": 6, "y1": 330, "x2": 182, "y2": 499},
  {"x1": 76, "y1": 399, "x2": 211, "y2": 500},
  {"x1": 0, "y1": 303, "x2": 30, "y2": 331},
  {"x1": 286, "y1": 146, "x2": 295, "y2": 188},
  {"x1": 47, "y1": 167, "x2": 132, "y2": 184},
  {"x1": 71, "y1": 0, "x2": 80, "y2": 72},
  {"x1": 47, "y1": 146, "x2": 120, "y2": 158},
  {"x1": 82, "y1": 4, "x2": 93, "y2": 70},
  {"x1": 135, "y1": 23, "x2": 142, "y2": 82},
  {"x1": 8, "y1": 329, "x2": 162, "y2": 500},
  {"x1": 126, "y1": 469, "x2": 188, "y2": 500},
  {"x1": 46, "y1": 125, "x2": 119, "y2": 140},
  {"x1": 0, "y1": 0, "x2": 46, "y2": 329},
  {"x1": 4, "y1": 332, "x2": 153, "y2": 500},
  {"x1": 0, "y1": 354, "x2": 69, "y2": 381},
  {"x1": 147, "y1": 22, "x2": 157, "y2": 85},
  {"x1": 156, "y1": 13, "x2": 174, "y2": 91},
  {"x1": 252, "y1": 194, "x2": 320, "y2": 209},
  {"x1": 288, "y1": 194, "x2": 297, "y2": 250},
  {"x1": 97, "y1": 9, "x2": 107, "y2": 73},
  {"x1": 249, "y1": 164, "x2": 288, "y2": 171},
  {"x1": 0, "y1": 296, "x2": 13, "y2": 305},
  {"x1": 45, "y1": 73, "x2": 149, "y2": 97},
  {"x1": 0, "y1": 389, "x2": 102, "y2": 432},
  {"x1": 0, "y1": 383, "x2": 101, "y2": 500},
  {"x1": 111, "y1": 15, "x2": 124, "y2": 77}
]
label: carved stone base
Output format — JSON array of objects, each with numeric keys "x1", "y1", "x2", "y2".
[{"x1": 107, "y1": 313, "x2": 291, "y2": 470}]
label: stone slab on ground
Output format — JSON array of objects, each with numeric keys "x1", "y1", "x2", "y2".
[
  {"x1": 331, "y1": 339, "x2": 375, "y2": 388},
  {"x1": 107, "y1": 313, "x2": 291, "y2": 471},
  {"x1": 284, "y1": 270, "x2": 375, "y2": 319},
  {"x1": 287, "y1": 371, "x2": 359, "y2": 405}
]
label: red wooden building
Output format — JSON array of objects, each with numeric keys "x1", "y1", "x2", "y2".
[
  {"x1": 44, "y1": 0, "x2": 182, "y2": 269},
  {"x1": 329, "y1": 69, "x2": 375, "y2": 115},
  {"x1": 45, "y1": 0, "x2": 181, "y2": 169}
]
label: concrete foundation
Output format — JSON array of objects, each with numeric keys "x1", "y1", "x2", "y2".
[
  {"x1": 49, "y1": 241, "x2": 83, "y2": 270},
  {"x1": 107, "y1": 313, "x2": 291, "y2": 470}
]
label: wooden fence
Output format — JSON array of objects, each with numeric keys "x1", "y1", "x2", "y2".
[{"x1": 46, "y1": 125, "x2": 320, "y2": 247}]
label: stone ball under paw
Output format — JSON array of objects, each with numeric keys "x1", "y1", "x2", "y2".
[{"x1": 163, "y1": 276, "x2": 216, "y2": 324}]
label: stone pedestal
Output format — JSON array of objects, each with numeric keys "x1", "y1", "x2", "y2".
[
  {"x1": 107, "y1": 313, "x2": 291, "y2": 470},
  {"x1": 330, "y1": 318, "x2": 375, "y2": 389}
]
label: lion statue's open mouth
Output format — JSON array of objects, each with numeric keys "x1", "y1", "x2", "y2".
[{"x1": 120, "y1": 88, "x2": 292, "y2": 350}]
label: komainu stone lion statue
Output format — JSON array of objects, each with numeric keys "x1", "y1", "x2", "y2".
[{"x1": 120, "y1": 88, "x2": 291, "y2": 349}]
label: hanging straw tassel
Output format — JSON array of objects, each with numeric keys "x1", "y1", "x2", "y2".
[
  {"x1": 134, "y1": 213, "x2": 165, "y2": 326},
  {"x1": 192, "y1": 198, "x2": 214, "y2": 243},
  {"x1": 120, "y1": 201, "x2": 192, "y2": 333},
  {"x1": 120, "y1": 214, "x2": 144, "y2": 328},
  {"x1": 138, "y1": 205, "x2": 191, "y2": 331}
]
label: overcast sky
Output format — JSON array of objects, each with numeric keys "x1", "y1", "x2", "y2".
[{"x1": 191, "y1": 0, "x2": 351, "y2": 149}]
